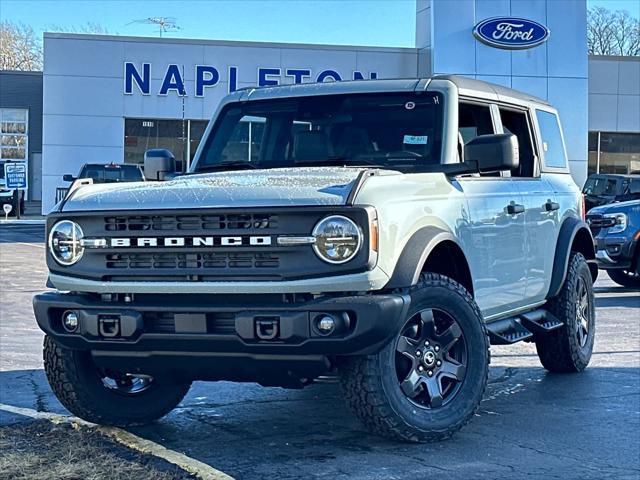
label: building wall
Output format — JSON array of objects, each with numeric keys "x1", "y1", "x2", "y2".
[
  {"x1": 41, "y1": 34, "x2": 417, "y2": 212},
  {"x1": 588, "y1": 55, "x2": 640, "y2": 133},
  {"x1": 417, "y1": 0, "x2": 590, "y2": 186},
  {"x1": 42, "y1": 1, "x2": 594, "y2": 212},
  {"x1": 0, "y1": 71, "x2": 43, "y2": 200}
]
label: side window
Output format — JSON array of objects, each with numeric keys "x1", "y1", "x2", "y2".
[
  {"x1": 604, "y1": 179, "x2": 617, "y2": 195},
  {"x1": 458, "y1": 103, "x2": 494, "y2": 145},
  {"x1": 536, "y1": 110, "x2": 567, "y2": 169},
  {"x1": 499, "y1": 107, "x2": 536, "y2": 177}
]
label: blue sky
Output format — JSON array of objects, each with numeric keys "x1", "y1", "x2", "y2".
[{"x1": 1, "y1": 0, "x2": 638, "y2": 48}]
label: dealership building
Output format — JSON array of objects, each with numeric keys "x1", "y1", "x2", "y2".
[{"x1": 0, "y1": 0, "x2": 638, "y2": 213}]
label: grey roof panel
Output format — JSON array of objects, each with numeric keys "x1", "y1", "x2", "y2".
[
  {"x1": 236, "y1": 75, "x2": 550, "y2": 107},
  {"x1": 244, "y1": 78, "x2": 422, "y2": 100}
]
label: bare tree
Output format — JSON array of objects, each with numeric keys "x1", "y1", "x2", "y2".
[
  {"x1": 0, "y1": 21, "x2": 43, "y2": 71},
  {"x1": 612, "y1": 10, "x2": 640, "y2": 56},
  {"x1": 46, "y1": 22, "x2": 111, "y2": 35},
  {"x1": 588, "y1": 7, "x2": 640, "y2": 56}
]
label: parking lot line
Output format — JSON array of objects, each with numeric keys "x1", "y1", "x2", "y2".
[
  {"x1": 0, "y1": 403, "x2": 235, "y2": 480},
  {"x1": 14, "y1": 242, "x2": 46, "y2": 249}
]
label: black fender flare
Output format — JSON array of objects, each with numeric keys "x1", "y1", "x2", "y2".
[
  {"x1": 386, "y1": 226, "x2": 465, "y2": 289},
  {"x1": 547, "y1": 217, "x2": 597, "y2": 299}
]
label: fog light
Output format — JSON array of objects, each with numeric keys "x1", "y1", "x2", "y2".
[
  {"x1": 316, "y1": 315, "x2": 336, "y2": 335},
  {"x1": 62, "y1": 311, "x2": 79, "y2": 332}
]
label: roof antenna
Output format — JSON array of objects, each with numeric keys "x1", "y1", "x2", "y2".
[{"x1": 127, "y1": 17, "x2": 180, "y2": 37}]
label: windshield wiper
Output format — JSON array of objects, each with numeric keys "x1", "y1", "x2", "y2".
[
  {"x1": 195, "y1": 161, "x2": 258, "y2": 173},
  {"x1": 296, "y1": 156, "x2": 386, "y2": 168}
]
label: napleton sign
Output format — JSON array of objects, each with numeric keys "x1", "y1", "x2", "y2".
[{"x1": 123, "y1": 63, "x2": 379, "y2": 97}]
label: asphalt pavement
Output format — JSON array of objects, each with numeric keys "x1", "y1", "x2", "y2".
[{"x1": 1, "y1": 222, "x2": 639, "y2": 480}]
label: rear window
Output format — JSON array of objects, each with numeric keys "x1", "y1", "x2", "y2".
[
  {"x1": 536, "y1": 110, "x2": 567, "y2": 169},
  {"x1": 79, "y1": 164, "x2": 142, "y2": 183}
]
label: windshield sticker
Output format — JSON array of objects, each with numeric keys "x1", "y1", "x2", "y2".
[{"x1": 403, "y1": 135, "x2": 428, "y2": 145}]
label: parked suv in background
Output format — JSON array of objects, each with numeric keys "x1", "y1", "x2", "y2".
[
  {"x1": 35, "y1": 76, "x2": 597, "y2": 442},
  {"x1": 588, "y1": 199, "x2": 640, "y2": 288},
  {"x1": 583, "y1": 173, "x2": 640, "y2": 212},
  {"x1": 63, "y1": 163, "x2": 144, "y2": 184},
  {"x1": 0, "y1": 187, "x2": 24, "y2": 216}
]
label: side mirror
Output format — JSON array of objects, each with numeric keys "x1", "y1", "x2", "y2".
[
  {"x1": 464, "y1": 134, "x2": 519, "y2": 173},
  {"x1": 629, "y1": 182, "x2": 640, "y2": 195},
  {"x1": 63, "y1": 174, "x2": 76, "y2": 182},
  {"x1": 144, "y1": 149, "x2": 176, "y2": 181}
]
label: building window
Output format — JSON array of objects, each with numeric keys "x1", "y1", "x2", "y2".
[
  {"x1": 587, "y1": 132, "x2": 640, "y2": 175},
  {"x1": 0, "y1": 108, "x2": 28, "y2": 183},
  {"x1": 124, "y1": 118, "x2": 213, "y2": 172},
  {"x1": 124, "y1": 118, "x2": 188, "y2": 170}
]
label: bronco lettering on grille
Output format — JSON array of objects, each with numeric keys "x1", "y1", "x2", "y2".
[{"x1": 106, "y1": 236, "x2": 272, "y2": 248}]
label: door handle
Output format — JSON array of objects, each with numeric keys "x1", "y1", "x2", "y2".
[
  {"x1": 545, "y1": 201, "x2": 560, "y2": 212},
  {"x1": 507, "y1": 204, "x2": 525, "y2": 215}
]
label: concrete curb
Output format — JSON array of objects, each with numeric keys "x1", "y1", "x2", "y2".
[{"x1": 0, "y1": 219, "x2": 46, "y2": 225}]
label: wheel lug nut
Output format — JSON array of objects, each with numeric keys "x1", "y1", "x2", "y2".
[
  {"x1": 425, "y1": 341, "x2": 430, "y2": 346},
  {"x1": 436, "y1": 360, "x2": 442, "y2": 367},
  {"x1": 428, "y1": 370, "x2": 433, "y2": 376},
  {"x1": 418, "y1": 366, "x2": 424, "y2": 372},
  {"x1": 434, "y1": 346, "x2": 440, "y2": 352},
  {"x1": 416, "y1": 350, "x2": 422, "y2": 356}
]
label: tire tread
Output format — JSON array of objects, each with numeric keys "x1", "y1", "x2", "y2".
[{"x1": 340, "y1": 273, "x2": 490, "y2": 442}]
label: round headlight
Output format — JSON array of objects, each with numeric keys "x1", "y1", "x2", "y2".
[
  {"x1": 49, "y1": 220, "x2": 84, "y2": 266},
  {"x1": 312, "y1": 215, "x2": 362, "y2": 264}
]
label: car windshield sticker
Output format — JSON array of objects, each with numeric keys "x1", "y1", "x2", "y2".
[{"x1": 404, "y1": 135, "x2": 428, "y2": 145}]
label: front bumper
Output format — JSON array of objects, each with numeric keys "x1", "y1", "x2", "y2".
[
  {"x1": 33, "y1": 291, "x2": 410, "y2": 383},
  {"x1": 47, "y1": 267, "x2": 391, "y2": 294},
  {"x1": 594, "y1": 236, "x2": 635, "y2": 270}
]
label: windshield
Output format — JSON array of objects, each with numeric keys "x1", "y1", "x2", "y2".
[
  {"x1": 194, "y1": 92, "x2": 444, "y2": 173},
  {"x1": 79, "y1": 164, "x2": 143, "y2": 183}
]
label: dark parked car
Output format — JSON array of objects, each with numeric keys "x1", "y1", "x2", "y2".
[
  {"x1": 587, "y1": 199, "x2": 640, "y2": 288},
  {"x1": 582, "y1": 173, "x2": 640, "y2": 212},
  {"x1": 63, "y1": 163, "x2": 144, "y2": 184}
]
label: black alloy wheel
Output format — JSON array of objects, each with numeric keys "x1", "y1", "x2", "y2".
[
  {"x1": 100, "y1": 371, "x2": 154, "y2": 395},
  {"x1": 395, "y1": 308, "x2": 467, "y2": 409},
  {"x1": 340, "y1": 273, "x2": 489, "y2": 442},
  {"x1": 575, "y1": 276, "x2": 591, "y2": 348}
]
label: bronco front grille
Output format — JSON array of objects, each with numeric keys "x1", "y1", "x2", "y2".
[
  {"x1": 47, "y1": 207, "x2": 373, "y2": 282},
  {"x1": 105, "y1": 252, "x2": 280, "y2": 270},
  {"x1": 104, "y1": 213, "x2": 278, "y2": 232}
]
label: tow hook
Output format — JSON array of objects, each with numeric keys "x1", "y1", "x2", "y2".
[
  {"x1": 99, "y1": 316, "x2": 121, "y2": 338},
  {"x1": 256, "y1": 317, "x2": 279, "y2": 340}
]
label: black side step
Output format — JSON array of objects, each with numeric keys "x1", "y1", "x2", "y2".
[
  {"x1": 486, "y1": 309, "x2": 563, "y2": 345},
  {"x1": 519, "y1": 310, "x2": 563, "y2": 334}
]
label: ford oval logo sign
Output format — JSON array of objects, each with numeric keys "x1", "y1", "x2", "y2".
[{"x1": 473, "y1": 17, "x2": 550, "y2": 50}]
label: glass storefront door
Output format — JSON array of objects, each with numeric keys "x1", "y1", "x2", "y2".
[{"x1": 588, "y1": 131, "x2": 640, "y2": 175}]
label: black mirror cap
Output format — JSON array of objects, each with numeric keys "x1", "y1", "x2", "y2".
[
  {"x1": 464, "y1": 133, "x2": 519, "y2": 173},
  {"x1": 62, "y1": 174, "x2": 76, "y2": 182},
  {"x1": 144, "y1": 149, "x2": 177, "y2": 181}
]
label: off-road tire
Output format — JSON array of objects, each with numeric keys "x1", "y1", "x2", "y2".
[
  {"x1": 339, "y1": 273, "x2": 490, "y2": 442},
  {"x1": 536, "y1": 252, "x2": 595, "y2": 373},
  {"x1": 44, "y1": 335, "x2": 191, "y2": 426},
  {"x1": 607, "y1": 268, "x2": 640, "y2": 289}
]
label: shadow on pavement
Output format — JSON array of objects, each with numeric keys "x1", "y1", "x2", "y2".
[
  {"x1": 595, "y1": 295, "x2": 640, "y2": 308},
  {"x1": 1, "y1": 365, "x2": 638, "y2": 480}
]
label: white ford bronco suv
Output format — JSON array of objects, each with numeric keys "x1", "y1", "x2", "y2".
[{"x1": 35, "y1": 76, "x2": 597, "y2": 442}]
